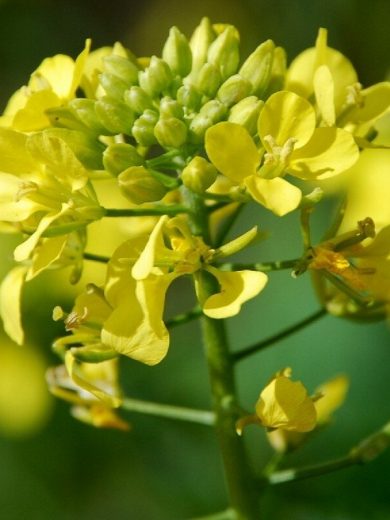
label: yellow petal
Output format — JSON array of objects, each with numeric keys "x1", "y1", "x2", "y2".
[
  {"x1": 12, "y1": 90, "x2": 62, "y2": 132},
  {"x1": 0, "y1": 173, "x2": 42, "y2": 221},
  {"x1": 0, "y1": 128, "x2": 36, "y2": 174},
  {"x1": 205, "y1": 122, "x2": 260, "y2": 183},
  {"x1": 245, "y1": 176, "x2": 302, "y2": 216},
  {"x1": 71, "y1": 403, "x2": 130, "y2": 431},
  {"x1": 347, "y1": 82, "x2": 390, "y2": 125},
  {"x1": 26, "y1": 235, "x2": 68, "y2": 280},
  {"x1": 0, "y1": 266, "x2": 28, "y2": 344},
  {"x1": 203, "y1": 266, "x2": 268, "y2": 319},
  {"x1": 289, "y1": 127, "x2": 359, "y2": 180},
  {"x1": 69, "y1": 39, "x2": 91, "y2": 98},
  {"x1": 132, "y1": 216, "x2": 169, "y2": 280},
  {"x1": 313, "y1": 65, "x2": 335, "y2": 126},
  {"x1": 255, "y1": 371, "x2": 317, "y2": 432},
  {"x1": 31, "y1": 54, "x2": 75, "y2": 98},
  {"x1": 258, "y1": 91, "x2": 315, "y2": 149},
  {"x1": 315, "y1": 374, "x2": 349, "y2": 425}
]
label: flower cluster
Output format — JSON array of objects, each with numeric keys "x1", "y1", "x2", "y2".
[{"x1": 0, "y1": 19, "x2": 389, "y2": 432}]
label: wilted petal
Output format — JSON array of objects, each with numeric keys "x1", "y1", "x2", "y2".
[
  {"x1": 258, "y1": 91, "x2": 315, "y2": 150},
  {"x1": 245, "y1": 175, "x2": 302, "y2": 216},
  {"x1": 203, "y1": 266, "x2": 268, "y2": 319},
  {"x1": 0, "y1": 265, "x2": 28, "y2": 344},
  {"x1": 289, "y1": 127, "x2": 359, "y2": 180},
  {"x1": 205, "y1": 122, "x2": 260, "y2": 183}
]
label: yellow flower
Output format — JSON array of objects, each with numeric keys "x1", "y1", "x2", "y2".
[
  {"x1": 205, "y1": 90, "x2": 358, "y2": 216},
  {"x1": 1, "y1": 40, "x2": 91, "y2": 131},
  {"x1": 237, "y1": 368, "x2": 317, "y2": 434}
]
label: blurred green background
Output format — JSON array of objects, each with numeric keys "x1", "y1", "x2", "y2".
[{"x1": 0, "y1": 0, "x2": 390, "y2": 519}]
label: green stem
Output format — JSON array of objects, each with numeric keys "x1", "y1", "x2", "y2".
[
  {"x1": 166, "y1": 306, "x2": 202, "y2": 329},
  {"x1": 121, "y1": 397, "x2": 215, "y2": 426},
  {"x1": 103, "y1": 204, "x2": 190, "y2": 218},
  {"x1": 189, "y1": 509, "x2": 236, "y2": 520},
  {"x1": 219, "y1": 259, "x2": 299, "y2": 273},
  {"x1": 83, "y1": 252, "x2": 110, "y2": 263},
  {"x1": 232, "y1": 308, "x2": 327, "y2": 363}
]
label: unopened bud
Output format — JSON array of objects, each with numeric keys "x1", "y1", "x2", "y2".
[
  {"x1": 189, "y1": 114, "x2": 213, "y2": 141},
  {"x1": 103, "y1": 143, "x2": 144, "y2": 176},
  {"x1": 118, "y1": 166, "x2": 168, "y2": 204},
  {"x1": 228, "y1": 96, "x2": 264, "y2": 135},
  {"x1": 239, "y1": 39, "x2": 275, "y2": 98},
  {"x1": 124, "y1": 86, "x2": 154, "y2": 114},
  {"x1": 217, "y1": 74, "x2": 252, "y2": 106},
  {"x1": 132, "y1": 110, "x2": 159, "y2": 146},
  {"x1": 102, "y1": 54, "x2": 139, "y2": 84},
  {"x1": 139, "y1": 56, "x2": 173, "y2": 97},
  {"x1": 154, "y1": 117, "x2": 188, "y2": 148},
  {"x1": 207, "y1": 26, "x2": 240, "y2": 80},
  {"x1": 162, "y1": 26, "x2": 192, "y2": 77},
  {"x1": 196, "y1": 63, "x2": 222, "y2": 98},
  {"x1": 46, "y1": 106, "x2": 87, "y2": 132},
  {"x1": 159, "y1": 97, "x2": 184, "y2": 119},
  {"x1": 95, "y1": 97, "x2": 135, "y2": 135},
  {"x1": 189, "y1": 17, "x2": 215, "y2": 76},
  {"x1": 176, "y1": 84, "x2": 202, "y2": 110},
  {"x1": 181, "y1": 156, "x2": 218, "y2": 193},
  {"x1": 266, "y1": 46, "x2": 287, "y2": 96},
  {"x1": 200, "y1": 99, "x2": 227, "y2": 122},
  {"x1": 69, "y1": 99, "x2": 106, "y2": 134},
  {"x1": 99, "y1": 72, "x2": 129, "y2": 99}
]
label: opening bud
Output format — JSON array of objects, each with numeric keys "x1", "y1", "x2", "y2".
[
  {"x1": 139, "y1": 56, "x2": 173, "y2": 97},
  {"x1": 118, "y1": 166, "x2": 168, "y2": 204},
  {"x1": 196, "y1": 63, "x2": 222, "y2": 98},
  {"x1": 99, "y1": 72, "x2": 129, "y2": 99},
  {"x1": 159, "y1": 97, "x2": 184, "y2": 119},
  {"x1": 189, "y1": 17, "x2": 215, "y2": 76},
  {"x1": 176, "y1": 84, "x2": 202, "y2": 110},
  {"x1": 102, "y1": 55, "x2": 139, "y2": 85},
  {"x1": 207, "y1": 26, "x2": 240, "y2": 80},
  {"x1": 69, "y1": 99, "x2": 107, "y2": 134},
  {"x1": 200, "y1": 100, "x2": 228, "y2": 122},
  {"x1": 181, "y1": 156, "x2": 218, "y2": 193},
  {"x1": 239, "y1": 39, "x2": 275, "y2": 98}
]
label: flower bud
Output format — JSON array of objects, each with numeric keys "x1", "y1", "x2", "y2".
[
  {"x1": 95, "y1": 97, "x2": 135, "y2": 135},
  {"x1": 200, "y1": 99, "x2": 227, "y2": 122},
  {"x1": 118, "y1": 166, "x2": 168, "y2": 204},
  {"x1": 46, "y1": 106, "x2": 87, "y2": 132},
  {"x1": 176, "y1": 84, "x2": 202, "y2": 111},
  {"x1": 139, "y1": 56, "x2": 173, "y2": 97},
  {"x1": 189, "y1": 114, "x2": 213, "y2": 141},
  {"x1": 265, "y1": 46, "x2": 287, "y2": 96},
  {"x1": 159, "y1": 97, "x2": 184, "y2": 119},
  {"x1": 228, "y1": 96, "x2": 264, "y2": 135},
  {"x1": 162, "y1": 26, "x2": 192, "y2": 77},
  {"x1": 196, "y1": 63, "x2": 222, "y2": 98},
  {"x1": 217, "y1": 74, "x2": 252, "y2": 106},
  {"x1": 207, "y1": 26, "x2": 240, "y2": 80},
  {"x1": 99, "y1": 72, "x2": 129, "y2": 99},
  {"x1": 239, "y1": 39, "x2": 275, "y2": 98},
  {"x1": 181, "y1": 156, "x2": 218, "y2": 193},
  {"x1": 103, "y1": 143, "x2": 144, "y2": 176},
  {"x1": 102, "y1": 55, "x2": 139, "y2": 84},
  {"x1": 124, "y1": 86, "x2": 154, "y2": 114},
  {"x1": 189, "y1": 17, "x2": 215, "y2": 76},
  {"x1": 69, "y1": 99, "x2": 106, "y2": 134},
  {"x1": 154, "y1": 117, "x2": 188, "y2": 148},
  {"x1": 132, "y1": 110, "x2": 159, "y2": 146}
]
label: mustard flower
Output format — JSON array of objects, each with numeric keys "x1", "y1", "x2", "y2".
[{"x1": 205, "y1": 90, "x2": 358, "y2": 216}]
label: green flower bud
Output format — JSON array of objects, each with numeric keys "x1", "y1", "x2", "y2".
[
  {"x1": 207, "y1": 26, "x2": 240, "y2": 80},
  {"x1": 102, "y1": 55, "x2": 139, "y2": 84},
  {"x1": 159, "y1": 97, "x2": 184, "y2": 119},
  {"x1": 200, "y1": 99, "x2": 227, "y2": 122},
  {"x1": 239, "y1": 40, "x2": 275, "y2": 98},
  {"x1": 139, "y1": 56, "x2": 173, "y2": 97},
  {"x1": 189, "y1": 114, "x2": 213, "y2": 141},
  {"x1": 196, "y1": 63, "x2": 222, "y2": 98},
  {"x1": 132, "y1": 110, "x2": 159, "y2": 146},
  {"x1": 265, "y1": 46, "x2": 287, "y2": 96},
  {"x1": 99, "y1": 72, "x2": 129, "y2": 99},
  {"x1": 154, "y1": 117, "x2": 187, "y2": 148},
  {"x1": 95, "y1": 97, "x2": 135, "y2": 135},
  {"x1": 162, "y1": 26, "x2": 192, "y2": 77},
  {"x1": 228, "y1": 96, "x2": 264, "y2": 135},
  {"x1": 103, "y1": 143, "x2": 144, "y2": 176},
  {"x1": 69, "y1": 99, "x2": 106, "y2": 134},
  {"x1": 181, "y1": 156, "x2": 217, "y2": 193},
  {"x1": 46, "y1": 106, "x2": 88, "y2": 132},
  {"x1": 176, "y1": 84, "x2": 202, "y2": 111},
  {"x1": 118, "y1": 166, "x2": 168, "y2": 204},
  {"x1": 189, "y1": 17, "x2": 215, "y2": 77},
  {"x1": 124, "y1": 86, "x2": 155, "y2": 114},
  {"x1": 217, "y1": 74, "x2": 252, "y2": 106}
]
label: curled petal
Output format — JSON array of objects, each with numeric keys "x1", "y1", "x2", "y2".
[
  {"x1": 203, "y1": 266, "x2": 268, "y2": 319},
  {"x1": 205, "y1": 122, "x2": 260, "y2": 183},
  {"x1": 0, "y1": 265, "x2": 28, "y2": 345},
  {"x1": 289, "y1": 127, "x2": 359, "y2": 180},
  {"x1": 258, "y1": 91, "x2": 315, "y2": 150},
  {"x1": 132, "y1": 216, "x2": 169, "y2": 280},
  {"x1": 245, "y1": 175, "x2": 302, "y2": 216}
]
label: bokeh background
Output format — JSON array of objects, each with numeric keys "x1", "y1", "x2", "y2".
[{"x1": 0, "y1": 0, "x2": 390, "y2": 519}]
